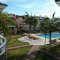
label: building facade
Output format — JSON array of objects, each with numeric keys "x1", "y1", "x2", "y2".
[{"x1": 9, "y1": 14, "x2": 43, "y2": 33}]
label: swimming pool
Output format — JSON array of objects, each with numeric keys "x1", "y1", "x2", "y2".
[{"x1": 38, "y1": 33, "x2": 60, "y2": 38}]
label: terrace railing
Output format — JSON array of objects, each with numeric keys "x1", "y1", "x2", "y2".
[{"x1": 0, "y1": 36, "x2": 6, "y2": 56}]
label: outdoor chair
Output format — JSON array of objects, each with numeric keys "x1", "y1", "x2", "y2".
[
  {"x1": 58, "y1": 38, "x2": 60, "y2": 40},
  {"x1": 28, "y1": 35, "x2": 39, "y2": 40},
  {"x1": 51, "y1": 39, "x2": 57, "y2": 44}
]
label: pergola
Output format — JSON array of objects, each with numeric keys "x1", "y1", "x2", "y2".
[{"x1": 55, "y1": 0, "x2": 60, "y2": 6}]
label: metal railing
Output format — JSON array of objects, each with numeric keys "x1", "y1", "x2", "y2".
[{"x1": 0, "y1": 36, "x2": 6, "y2": 56}]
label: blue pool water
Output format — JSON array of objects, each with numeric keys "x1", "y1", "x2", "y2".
[{"x1": 38, "y1": 33, "x2": 60, "y2": 38}]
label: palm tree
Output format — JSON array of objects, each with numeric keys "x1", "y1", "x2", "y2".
[
  {"x1": 40, "y1": 17, "x2": 50, "y2": 45},
  {"x1": 54, "y1": 17, "x2": 60, "y2": 32},
  {"x1": 46, "y1": 18, "x2": 56, "y2": 45},
  {"x1": 40, "y1": 15, "x2": 57, "y2": 45},
  {"x1": 32, "y1": 15, "x2": 38, "y2": 33},
  {"x1": 24, "y1": 12, "x2": 34, "y2": 33},
  {"x1": 0, "y1": 11, "x2": 16, "y2": 36}
]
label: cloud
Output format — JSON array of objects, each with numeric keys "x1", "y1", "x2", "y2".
[
  {"x1": 1, "y1": 0, "x2": 35, "y2": 9},
  {"x1": 17, "y1": 2, "x2": 35, "y2": 8},
  {"x1": 0, "y1": 0, "x2": 9, "y2": 3},
  {"x1": 2, "y1": 0, "x2": 60, "y2": 17}
]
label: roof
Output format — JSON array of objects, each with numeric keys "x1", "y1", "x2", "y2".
[
  {"x1": 0, "y1": 2, "x2": 7, "y2": 6},
  {"x1": 55, "y1": 0, "x2": 60, "y2": 2}
]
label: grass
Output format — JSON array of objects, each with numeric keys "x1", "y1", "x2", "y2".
[
  {"x1": 7, "y1": 35, "x2": 29, "y2": 48},
  {"x1": 6, "y1": 34, "x2": 32, "y2": 60},
  {"x1": 35, "y1": 52, "x2": 55, "y2": 60},
  {"x1": 35, "y1": 42, "x2": 60, "y2": 60},
  {"x1": 7, "y1": 46, "x2": 32, "y2": 60},
  {"x1": 40, "y1": 42, "x2": 60, "y2": 55}
]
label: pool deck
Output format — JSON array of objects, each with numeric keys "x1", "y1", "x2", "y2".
[{"x1": 18, "y1": 34, "x2": 60, "y2": 45}]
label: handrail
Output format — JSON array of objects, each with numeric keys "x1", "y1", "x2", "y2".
[
  {"x1": 0, "y1": 35, "x2": 6, "y2": 48},
  {"x1": 0, "y1": 35, "x2": 6, "y2": 55}
]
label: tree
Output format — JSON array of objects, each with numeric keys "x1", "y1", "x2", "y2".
[
  {"x1": 40, "y1": 17, "x2": 50, "y2": 45},
  {"x1": 24, "y1": 12, "x2": 34, "y2": 33},
  {"x1": 0, "y1": 11, "x2": 16, "y2": 36},
  {"x1": 40, "y1": 15, "x2": 57, "y2": 45},
  {"x1": 32, "y1": 15, "x2": 38, "y2": 33}
]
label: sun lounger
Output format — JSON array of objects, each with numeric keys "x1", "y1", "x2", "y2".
[
  {"x1": 58, "y1": 38, "x2": 60, "y2": 40},
  {"x1": 51, "y1": 39, "x2": 57, "y2": 44},
  {"x1": 28, "y1": 35, "x2": 39, "y2": 40}
]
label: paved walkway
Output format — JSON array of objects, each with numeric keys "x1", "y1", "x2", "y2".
[
  {"x1": 7, "y1": 45, "x2": 30, "y2": 50},
  {"x1": 24, "y1": 45, "x2": 40, "y2": 60},
  {"x1": 18, "y1": 35, "x2": 49, "y2": 45}
]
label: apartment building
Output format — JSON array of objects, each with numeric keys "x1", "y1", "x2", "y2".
[{"x1": 9, "y1": 14, "x2": 43, "y2": 33}]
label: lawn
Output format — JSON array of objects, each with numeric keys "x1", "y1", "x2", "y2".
[
  {"x1": 7, "y1": 46, "x2": 32, "y2": 60},
  {"x1": 6, "y1": 35, "x2": 32, "y2": 60},
  {"x1": 7, "y1": 35, "x2": 29, "y2": 48},
  {"x1": 35, "y1": 42, "x2": 60, "y2": 60},
  {"x1": 35, "y1": 52, "x2": 55, "y2": 60}
]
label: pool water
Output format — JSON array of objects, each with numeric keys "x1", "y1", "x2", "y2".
[{"x1": 38, "y1": 33, "x2": 60, "y2": 38}]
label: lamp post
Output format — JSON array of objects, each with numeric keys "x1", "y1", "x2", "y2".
[{"x1": 55, "y1": 0, "x2": 60, "y2": 6}]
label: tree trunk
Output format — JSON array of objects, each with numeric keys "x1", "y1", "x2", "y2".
[
  {"x1": 44, "y1": 34, "x2": 46, "y2": 45},
  {"x1": 29, "y1": 24, "x2": 31, "y2": 33},
  {"x1": 33, "y1": 26, "x2": 36, "y2": 33},
  {"x1": 49, "y1": 32, "x2": 51, "y2": 46}
]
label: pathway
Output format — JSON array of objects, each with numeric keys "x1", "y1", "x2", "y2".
[
  {"x1": 24, "y1": 45, "x2": 40, "y2": 60},
  {"x1": 7, "y1": 45, "x2": 30, "y2": 50}
]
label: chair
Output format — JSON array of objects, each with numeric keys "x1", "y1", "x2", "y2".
[
  {"x1": 58, "y1": 38, "x2": 60, "y2": 40},
  {"x1": 51, "y1": 39, "x2": 57, "y2": 44}
]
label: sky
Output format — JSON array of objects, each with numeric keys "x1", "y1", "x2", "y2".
[{"x1": 0, "y1": 0, "x2": 60, "y2": 17}]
